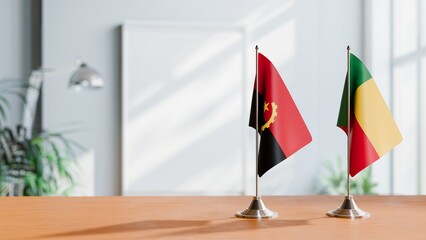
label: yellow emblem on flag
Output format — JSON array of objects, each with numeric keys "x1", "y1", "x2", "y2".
[{"x1": 262, "y1": 102, "x2": 278, "y2": 131}]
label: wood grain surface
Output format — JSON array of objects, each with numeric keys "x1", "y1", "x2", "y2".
[{"x1": 0, "y1": 196, "x2": 425, "y2": 239}]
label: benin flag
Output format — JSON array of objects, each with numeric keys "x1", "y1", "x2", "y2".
[
  {"x1": 337, "y1": 53, "x2": 402, "y2": 176},
  {"x1": 249, "y1": 53, "x2": 312, "y2": 177}
]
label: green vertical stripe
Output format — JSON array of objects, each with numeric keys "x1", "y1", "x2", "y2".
[
  {"x1": 337, "y1": 53, "x2": 373, "y2": 127},
  {"x1": 350, "y1": 53, "x2": 372, "y2": 87},
  {"x1": 337, "y1": 74, "x2": 350, "y2": 128}
]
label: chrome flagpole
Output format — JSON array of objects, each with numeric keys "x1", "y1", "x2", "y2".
[
  {"x1": 236, "y1": 45, "x2": 277, "y2": 219},
  {"x1": 327, "y1": 46, "x2": 369, "y2": 219}
]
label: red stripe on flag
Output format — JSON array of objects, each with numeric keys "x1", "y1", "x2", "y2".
[
  {"x1": 257, "y1": 53, "x2": 312, "y2": 157},
  {"x1": 350, "y1": 118, "x2": 380, "y2": 176},
  {"x1": 339, "y1": 126, "x2": 348, "y2": 134}
]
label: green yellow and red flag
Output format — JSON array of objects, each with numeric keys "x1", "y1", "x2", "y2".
[{"x1": 337, "y1": 53, "x2": 402, "y2": 176}]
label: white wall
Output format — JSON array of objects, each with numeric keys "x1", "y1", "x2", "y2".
[
  {"x1": 365, "y1": 0, "x2": 426, "y2": 195},
  {"x1": 42, "y1": 0, "x2": 363, "y2": 195},
  {"x1": 0, "y1": 0, "x2": 32, "y2": 127}
]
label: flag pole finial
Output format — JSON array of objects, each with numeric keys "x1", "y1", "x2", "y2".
[{"x1": 347, "y1": 45, "x2": 351, "y2": 51}]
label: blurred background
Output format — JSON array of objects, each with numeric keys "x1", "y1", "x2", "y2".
[{"x1": 0, "y1": 0, "x2": 424, "y2": 196}]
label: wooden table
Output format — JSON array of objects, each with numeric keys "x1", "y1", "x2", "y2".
[{"x1": 1, "y1": 196, "x2": 425, "y2": 239}]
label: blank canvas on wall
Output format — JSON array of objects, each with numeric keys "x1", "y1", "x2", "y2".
[{"x1": 121, "y1": 21, "x2": 248, "y2": 195}]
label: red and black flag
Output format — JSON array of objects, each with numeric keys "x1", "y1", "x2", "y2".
[{"x1": 249, "y1": 53, "x2": 312, "y2": 177}]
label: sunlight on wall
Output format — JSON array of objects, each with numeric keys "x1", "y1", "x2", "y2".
[
  {"x1": 393, "y1": 0, "x2": 418, "y2": 59},
  {"x1": 423, "y1": 2, "x2": 426, "y2": 48},
  {"x1": 173, "y1": 31, "x2": 243, "y2": 79},
  {"x1": 124, "y1": 24, "x2": 245, "y2": 195},
  {"x1": 258, "y1": 19, "x2": 295, "y2": 69},
  {"x1": 393, "y1": 62, "x2": 418, "y2": 194}
]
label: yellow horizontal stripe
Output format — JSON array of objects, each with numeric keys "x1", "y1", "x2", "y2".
[{"x1": 354, "y1": 79, "x2": 402, "y2": 156}]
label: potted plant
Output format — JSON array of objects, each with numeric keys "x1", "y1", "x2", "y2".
[{"x1": 0, "y1": 79, "x2": 80, "y2": 196}]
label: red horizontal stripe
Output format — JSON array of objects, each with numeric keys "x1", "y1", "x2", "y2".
[{"x1": 350, "y1": 118, "x2": 380, "y2": 176}]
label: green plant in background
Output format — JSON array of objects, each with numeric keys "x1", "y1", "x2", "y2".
[
  {"x1": 0, "y1": 78, "x2": 81, "y2": 196},
  {"x1": 319, "y1": 156, "x2": 378, "y2": 195},
  {"x1": 0, "y1": 125, "x2": 82, "y2": 196}
]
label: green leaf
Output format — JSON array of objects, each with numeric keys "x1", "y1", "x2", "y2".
[
  {"x1": 0, "y1": 105, "x2": 6, "y2": 122},
  {"x1": 24, "y1": 173, "x2": 37, "y2": 196}
]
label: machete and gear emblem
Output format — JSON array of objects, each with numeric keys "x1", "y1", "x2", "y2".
[{"x1": 261, "y1": 101, "x2": 278, "y2": 131}]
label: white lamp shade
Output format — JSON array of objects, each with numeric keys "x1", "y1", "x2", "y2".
[{"x1": 69, "y1": 63, "x2": 104, "y2": 90}]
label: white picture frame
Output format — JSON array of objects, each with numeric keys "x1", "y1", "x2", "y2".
[{"x1": 121, "y1": 21, "x2": 249, "y2": 195}]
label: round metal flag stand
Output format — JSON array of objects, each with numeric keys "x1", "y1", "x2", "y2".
[
  {"x1": 327, "y1": 195, "x2": 370, "y2": 219},
  {"x1": 236, "y1": 196, "x2": 277, "y2": 219},
  {"x1": 236, "y1": 45, "x2": 277, "y2": 219}
]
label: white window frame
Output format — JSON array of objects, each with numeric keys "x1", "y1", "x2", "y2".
[{"x1": 365, "y1": 0, "x2": 426, "y2": 194}]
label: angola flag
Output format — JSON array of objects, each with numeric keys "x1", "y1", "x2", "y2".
[
  {"x1": 249, "y1": 53, "x2": 312, "y2": 177},
  {"x1": 337, "y1": 53, "x2": 402, "y2": 176}
]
